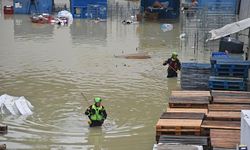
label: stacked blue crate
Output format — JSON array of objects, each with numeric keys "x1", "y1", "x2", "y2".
[
  {"x1": 208, "y1": 76, "x2": 246, "y2": 91},
  {"x1": 181, "y1": 62, "x2": 211, "y2": 90},
  {"x1": 14, "y1": 0, "x2": 52, "y2": 14},
  {"x1": 209, "y1": 52, "x2": 250, "y2": 91}
]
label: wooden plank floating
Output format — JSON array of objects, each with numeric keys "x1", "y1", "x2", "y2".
[
  {"x1": 160, "y1": 112, "x2": 205, "y2": 120},
  {"x1": 166, "y1": 106, "x2": 208, "y2": 114},
  {"x1": 156, "y1": 119, "x2": 202, "y2": 136},
  {"x1": 201, "y1": 120, "x2": 240, "y2": 130},
  {"x1": 208, "y1": 104, "x2": 250, "y2": 112},
  {"x1": 210, "y1": 129, "x2": 240, "y2": 149},
  {"x1": 158, "y1": 135, "x2": 208, "y2": 146},
  {"x1": 206, "y1": 111, "x2": 241, "y2": 121}
]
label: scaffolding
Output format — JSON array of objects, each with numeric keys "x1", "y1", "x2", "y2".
[{"x1": 180, "y1": 6, "x2": 237, "y2": 62}]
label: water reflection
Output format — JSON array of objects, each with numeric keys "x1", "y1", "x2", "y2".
[
  {"x1": 14, "y1": 15, "x2": 54, "y2": 42},
  {"x1": 70, "y1": 20, "x2": 107, "y2": 45}
]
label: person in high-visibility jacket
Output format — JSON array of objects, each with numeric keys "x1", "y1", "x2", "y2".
[{"x1": 85, "y1": 97, "x2": 107, "y2": 127}]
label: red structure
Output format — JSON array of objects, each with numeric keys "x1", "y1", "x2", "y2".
[{"x1": 4, "y1": 6, "x2": 14, "y2": 14}]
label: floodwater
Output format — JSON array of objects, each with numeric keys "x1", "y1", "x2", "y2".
[{"x1": 0, "y1": 1, "x2": 206, "y2": 150}]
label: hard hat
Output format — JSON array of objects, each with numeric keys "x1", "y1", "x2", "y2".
[
  {"x1": 94, "y1": 97, "x2": 102, "y2": 103},
  {"x1": 172, "y1": 52, "x2": 178, "y2": 56}
]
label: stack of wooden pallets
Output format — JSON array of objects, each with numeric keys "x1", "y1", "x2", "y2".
[{"x1": 155, "y1": 90, "x2": 250, "y2": 150}]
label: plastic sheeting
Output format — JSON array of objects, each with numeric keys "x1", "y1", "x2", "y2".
[
  {"x1": 0, "y1": 94, "x2": 33, "y2": 115},
  {"x1": 207, "y1": 18, "x2": 250, "y2": 41},
  {"x1": 57, "y1": 10, "x2": 73, "y2": 25},
  {"x1": 161, "y1": 24, "x2": 173, "y2": 32}
]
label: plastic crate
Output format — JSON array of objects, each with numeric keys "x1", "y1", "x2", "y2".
[{"x1": 208, "y1": 76, "x2": 246, "y2": 91}]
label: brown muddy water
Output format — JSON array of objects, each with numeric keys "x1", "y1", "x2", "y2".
[{"x1": 0, "y1": 1, "x2": 209, "y2": 149}]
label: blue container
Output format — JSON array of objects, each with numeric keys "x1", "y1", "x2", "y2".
[
  {"x1": 141, "y1": 0, "x2": 180, "y2": 19},
  {"x1": 71, "y1": 0, "x2": 107, "y2": 18},
  {"x1": 14, "y1": 0, "x2": 52, "y2": 14}
]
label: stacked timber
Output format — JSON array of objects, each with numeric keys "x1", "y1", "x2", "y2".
[
  {"x1": 156, "y1": 112, "x2": 204, "y2": 138},
  {"x1": 169, "y1": 91, "x2": 211, "y2": 108},
  {"x1": 199, "y1": 90, "x2": 248, "y2": 149},
  {"x1": 155, "y1": 90, "x2": 250, "y2": 150},
  {"x1": 211, "y1": 90, "x2": 250, "y2": 104},
  {"x1": 210, "y1": 129, "x2": 240, "y2": 150},
  {"x1": 180, "y1": 63, "x2": 211, "y2": 90}
]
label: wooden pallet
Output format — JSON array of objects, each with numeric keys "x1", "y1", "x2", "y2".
[
  {"x1": 169, "y1": 91, "x2": 211, "y2": 108},
  {"x1": 206, "y1": 111, "x2": 241, "y2": 121},
  {"x1": 201, "y1": 120, "x2": 240, "y2": 130},
  {"x1": 171, "y1": 91, "x2": 211, "y2": 97},
  {"x1": 156, "y1": 119, "x2": 202, "y2": 136},
  {"x1": 211, "y1": 90, "x2": 250, "y2": 104},
  {"x1": 160, "y1": 112, "x2": 205, "y2": 120},
  {"x1": 158, "y1": 135, "x2": 208, "y2": 146},
  {"x1": 154, "y1": 143, "x2": 203, "y2": 150},
  {"x1": 166, "y1": 106, "x2": 208, "y2": 114},
  {"x1": 208, "y1": 104, "x2": 250, "y2": 112},
  {"x1": 210, "y1": 129, "x2": 240, "y2": 149}
]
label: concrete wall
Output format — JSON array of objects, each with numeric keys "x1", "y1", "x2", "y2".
[{"x1": 241, "y1": 110, "x2": 250, "y2": 148}]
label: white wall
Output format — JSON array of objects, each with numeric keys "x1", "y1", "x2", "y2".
[{"x1": 241, "y1": 110, "x2": 250, "y2": 148}]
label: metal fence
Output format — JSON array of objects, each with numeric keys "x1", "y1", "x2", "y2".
[
  {"x1": 107, "y1": 2, "x2": 141, "y2": 21},
  {"x1": 180, "y1": 7, "x2": 237, "y2": 62}
]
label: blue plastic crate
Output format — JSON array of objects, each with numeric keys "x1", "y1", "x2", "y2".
[
  {"x1": 208, "y1": 76, "x2": 246, "y2": 91},
  {"x1": 211, "y1": 62, "x2": 249, "y2": 78}
]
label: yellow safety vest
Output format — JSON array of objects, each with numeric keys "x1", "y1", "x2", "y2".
[{"x1": 90, "y1": 105, "x2": 104, "y2": 121}]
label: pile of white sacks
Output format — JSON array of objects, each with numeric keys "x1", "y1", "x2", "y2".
[{"x1": 0, "y1": 94, "x2": 33, "y2": 115}]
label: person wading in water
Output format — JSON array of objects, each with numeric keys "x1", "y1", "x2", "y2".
[
  {"x1": 85, "y1": 97, "x2": 107, "y2": 127},
  {"x1": 163, "y1": 52, "x2": 181, "y2": 78}
]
